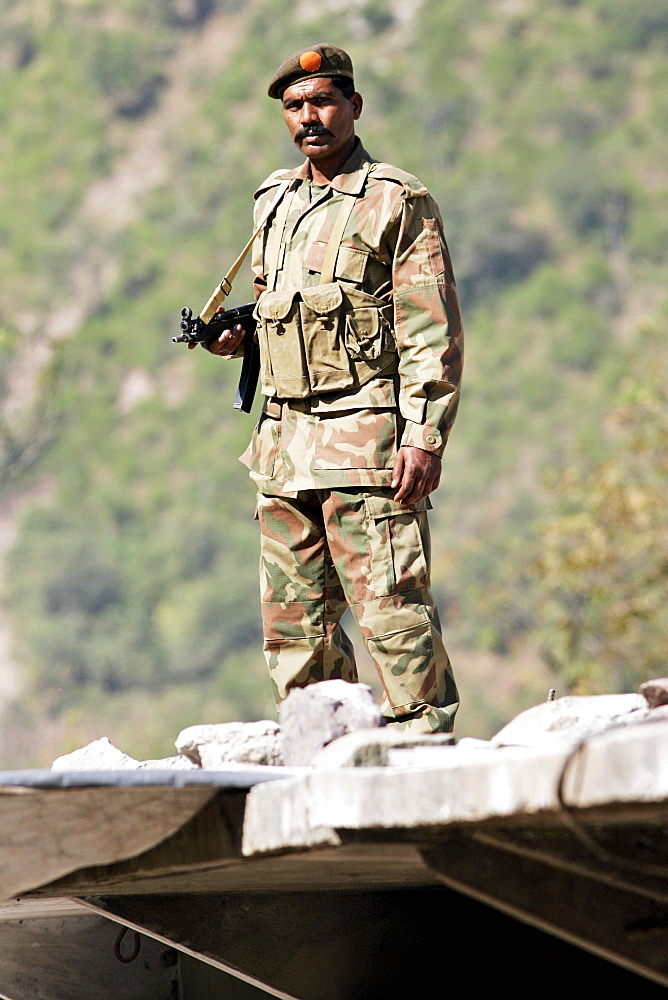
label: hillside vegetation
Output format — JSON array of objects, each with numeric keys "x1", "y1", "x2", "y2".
[{"x1": 1, "y1": 0, "x2": 666, "y2": 764}]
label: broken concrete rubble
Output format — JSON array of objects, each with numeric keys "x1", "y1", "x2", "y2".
[
  {"x1": 52, "y1": 737, "x2": 142, "y2": 771},
  {"x1": 312, "y1": 727, "x2": 454, "y2": 768},
  {"x1": 49, "y1": 679, "x2": 668, "y2": 776},
  {"x1": 176, "y1": 720, "x2": 283, "y2": 767},
  {"x1": 279, "y1": 678, "x2": 382, "y2": 766},
  {"x1": 241, "y1": 716, "x2": 668, "y2": 857},
  {"x1": 491, "y1": 693, "x2": 650, "y2": 749},
  {"x1": 137, "y1": 755, "x2": 199, "y2": 770},
  {"x1": 51, "y1": 737, "x2": 197, "y2": 771},
  {"x1": 30, "y1": 676, "x2": 668, "y2": 997}
]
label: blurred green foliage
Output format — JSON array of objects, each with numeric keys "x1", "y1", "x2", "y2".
[
  {"x1": 0, "y1": 0, "x2": 666, "y2": 762},
  {"x1": 532, "y1": 329, "x2": 668, "y2": 693}
]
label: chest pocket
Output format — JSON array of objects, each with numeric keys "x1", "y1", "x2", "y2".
[{"x1": 304, "y1": 242, "x2": 370, "y2": 284}]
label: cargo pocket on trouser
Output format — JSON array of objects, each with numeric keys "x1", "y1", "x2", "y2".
[{"x1": 363, "y1": 494, "x2": 432, "y2": 597}]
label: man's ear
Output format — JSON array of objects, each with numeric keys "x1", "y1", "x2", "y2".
[{"x1": 351, "y1": 92, "x2": 363, "y2": 120}]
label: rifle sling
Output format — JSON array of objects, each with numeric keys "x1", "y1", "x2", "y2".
[{"x1": 199, "y1": 180, "x2": 296, "y2": 323}]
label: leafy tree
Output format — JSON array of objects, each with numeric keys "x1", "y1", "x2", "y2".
[{"x1": 533, "y1": 329, "x2": 668, "y2": 693}]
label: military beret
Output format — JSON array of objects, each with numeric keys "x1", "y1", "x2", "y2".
[{"x1": 268, "y1": 43, "x2": 354, "y2": 100}]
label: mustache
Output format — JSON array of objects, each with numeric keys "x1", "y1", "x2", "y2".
[{"x1": 295, "y1": 124, "x2": 334, "y2": 140}]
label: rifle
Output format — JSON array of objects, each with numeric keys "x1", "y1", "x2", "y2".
[
  {"x1": 174, "y1": 303, "x2": 260, "y2": 413},
  {"x1": 174, "y1": 179, "x2": 294, "y2": 413}
]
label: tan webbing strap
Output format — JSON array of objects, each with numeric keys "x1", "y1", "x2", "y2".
[
  {"x1": 200, "y1": 180, "x2": 293, "y2": 323},
  {"x1": 319, "y1": 162, "x2": 370, "y2": 285},
  {"x1": 265, "y1": 182, "x2": 300, "y2": 292}
]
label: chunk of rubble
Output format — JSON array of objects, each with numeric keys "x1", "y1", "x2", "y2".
[
  {"x1": 137, "y1": 755, "x2": 199, "y2": 770},
  {"x1": 312, "y1": 727, "x2": 454, "y2": 768},
  {"x1": 640, "y1": 678, "x2": 668, "y2": 709},
  {"x1": 280, "y1": 679, "x2": 382, "y2": 766},
  {"x1": 52, "y1": 737, "x2": 141, "y2": 771},
  {"x1": 176, "y1": 720, "x2": 283, "y2": 768},
  {"x1": 491, "y1": 693, "x2": 649, "y2": 749},
  {"x1": 52, "y1": 737, "x2": 198, "y2": 771}
]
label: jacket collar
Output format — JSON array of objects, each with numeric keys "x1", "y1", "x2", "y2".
[{"x1": 274, "y1": 139, "x2": 374, "y2": 195}]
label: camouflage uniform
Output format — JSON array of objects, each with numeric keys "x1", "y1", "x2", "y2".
[{"x1": 240, "y1": 139, "x2": 463, "y2": 732}]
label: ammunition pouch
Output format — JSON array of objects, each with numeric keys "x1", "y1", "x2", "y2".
[{"x1": 255, "y1": 283, "x2": 397, "y2": 399}]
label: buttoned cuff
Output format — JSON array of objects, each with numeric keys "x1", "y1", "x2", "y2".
[{"x1": 400, "y1": 421, "x2": 445, "y2": 457}]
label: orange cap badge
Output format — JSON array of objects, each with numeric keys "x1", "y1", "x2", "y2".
[
  {"x1": 299, "y1": 51, "x2": 322, "y2": 72},
  {"x1": 268, "y1": 45, "x2": 354, "y2": 99}
]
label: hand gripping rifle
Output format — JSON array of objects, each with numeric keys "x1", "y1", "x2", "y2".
[
  {"x1": 175, "y1": 302, "x2": 259, "y2": 413},
  {"x1": 174, "y1": 179, "x2": 293, "y2": 414}
]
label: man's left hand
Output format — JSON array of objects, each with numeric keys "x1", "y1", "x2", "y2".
[{"x1": 391, "y1": 446, "x2": 441, "y2": 504}]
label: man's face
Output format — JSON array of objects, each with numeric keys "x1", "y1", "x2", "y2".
[{"x1": 281, "y1": 77, "x2": 362, "y2": 165}]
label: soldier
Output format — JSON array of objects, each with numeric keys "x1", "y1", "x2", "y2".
[{"x1": 207, "y1": 43, "x2": 464, "y2": 732}]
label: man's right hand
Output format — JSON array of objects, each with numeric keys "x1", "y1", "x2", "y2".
[
  {"x1": 391, "y1": 446, "x2": 441, "y2": 504},
  {"x1": 187, "y1": 322, "x2": 246, "y2": 354}
]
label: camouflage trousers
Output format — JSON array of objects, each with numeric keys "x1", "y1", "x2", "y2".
[{"x1": 256, "y1": 488, "x2": 459, "y2": 732}]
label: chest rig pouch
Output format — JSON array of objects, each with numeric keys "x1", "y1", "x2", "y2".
[{"x1": 255, "y1": 169, "x2": 398, "y2": 399}]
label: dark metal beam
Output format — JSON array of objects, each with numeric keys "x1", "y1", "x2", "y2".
[
  {"x1": 423, "y1": 834, "x2": 668, "y2": 988},
  {"x1": 83, "y1": 883, "x2": 666, "y2": 1000},
  {"x1": 0, "y1": 915, "x2": 178, "y2": 1000}
]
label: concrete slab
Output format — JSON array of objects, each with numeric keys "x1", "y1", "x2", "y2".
[{"x1": 243, "y1": 721, "x2": 668, "y2": 855}]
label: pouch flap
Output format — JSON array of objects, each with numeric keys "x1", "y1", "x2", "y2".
[
  {"x1": 300, "y1": 283, "x2": 343, "y2": 316},
  {"x1": 364, "y1": 494, "x2": 432, "y2": 520},
  {"x1": 341, "y1": 286, "x2": 388, "y2": 310},
  {"x1": 257, "y1": 290, "x2": 299, "y2": 322},
  {"x1": 310, "y1": 377, "x2": 397, "y2": 414}
]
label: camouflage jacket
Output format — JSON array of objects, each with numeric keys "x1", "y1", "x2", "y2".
[{"x1": 240, "y1": 139, "x2": 463, "y2": 495}]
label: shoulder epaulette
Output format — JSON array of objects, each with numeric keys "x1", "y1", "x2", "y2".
[
  {"x1": 254, "y1": 168, "x2": 298, "y2": 199},
  {"x1": 368, "y1": 162, "x2": 429, "y2": 197}
]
